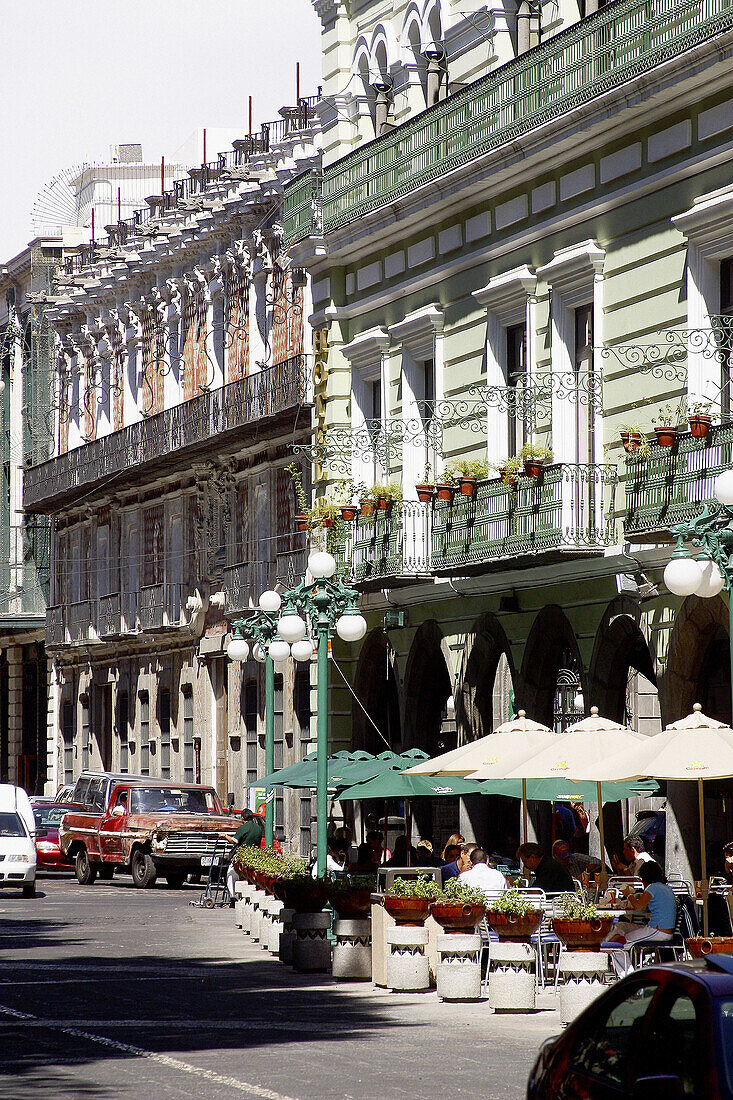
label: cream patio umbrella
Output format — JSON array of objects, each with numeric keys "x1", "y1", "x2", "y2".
[
  {"x1": 404, "y1": 710, "x2": 560, "y2": 841},
  {"x1": 493, "y1": 707, "x2": 647, "y2": 887},
  {"x1": 571, "y1": 703, "x2": 733, "y2": 933}
]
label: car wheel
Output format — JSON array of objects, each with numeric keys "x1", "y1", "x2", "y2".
[
  {"x1": 75, "y1": 848, "x2": 97, "y2": 885},
  {"x1": 22, "y1": 882, "x2": 36, "y2": 898},
  {"x1": 165, "y1": 872, "x2": 186, "y2": 889},
  {"x1": 130, "y1": 849, "x2": 157, "y2": 889},
  {"x1": 98, "y1": 866, "x2": 115, "y2": 880},
  {"x1": 187, "y1": 873, "x2": 201, "y2": 885}
]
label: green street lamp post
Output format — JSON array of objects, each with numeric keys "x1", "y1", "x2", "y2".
[{"x1": 227, "y1": 549, "x2": 366, "y2": 876}]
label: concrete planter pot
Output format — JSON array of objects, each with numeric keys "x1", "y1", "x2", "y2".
[
  {"x1": 552, "y1": 916, "x2": 615, "y2": 951},
  {"x1": 431, "y1": 900, "x2": 486, "y2": 933},
  {"x1": 487, "y1": 909, "x2": 543, "y2": 942},
  {"x1": 383, "y1": 895, "x2": 431, "y2": 926}
]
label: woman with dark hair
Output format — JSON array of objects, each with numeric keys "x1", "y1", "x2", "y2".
[{"x1": 603, "y1": 860, "x2": 677, "y2": 978}]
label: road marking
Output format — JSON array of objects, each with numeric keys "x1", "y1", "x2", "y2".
[{"x1": 0, "y1": 1004, "x2": 297, "y2": 1099}]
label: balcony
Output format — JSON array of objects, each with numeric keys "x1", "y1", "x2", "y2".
[
  {"x1": 284, "y1": 0, "x2": 733, "y2": 244},
  {"x1": 337, "y1": 464, "x2": 617, "y2": 584},
  {"x1": 97, "y1": 593, "x2": 121, "y2": 637},
  {"x1": 68, "y1": 600, "x2": 93, "y2": 643},
  {"x1": 24, "y1": 356, "x2": 310, "y2": 512},
  {"x1": 625, "y1": 422, "x2": 733, "y2": 539},
  {"x1": 0, "y1": 523, "x2": 50, "y2": 620},
  {"x1": 46, "y1": 587, "x2": 183, "y2": 646},
  {"x1": 139, "y1": 583, "x2": 183, "y2": 631},
  {"x1": 222, "y1": 562, "x2": 255, "y2": 616}
]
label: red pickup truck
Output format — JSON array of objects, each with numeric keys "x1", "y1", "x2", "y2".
[{"x1": 59, "y1": 772, "x2": 237, "y2": 888}]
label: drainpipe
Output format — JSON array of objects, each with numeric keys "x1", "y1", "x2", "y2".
[
  {"x1": 423, "y1": 43, "x2": 445, "y2": 107},
  {"x1": 373, "y1": 81, "x2": 393, "y2": 135},
  {"x1": 517, "y1": 0, "x2": 532, "y2": 54}
]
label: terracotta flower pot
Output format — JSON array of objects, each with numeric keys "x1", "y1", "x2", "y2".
[
  {"x1": 487, "y1": 909, "x2": 543, "y2": 942},
  {"x1": 499, "y1": 467, "x2": 518, "y2": 487},
  {"x1": 340, "y1": 506, "x2": 357, "y2": 522},
  {"x1": 376, "y1": 495, "x2": 390, "y2": 510},
  {"x1": 294, "y1": 513, "x2": 308, "y2": 532},
  {"x1": 360, "y1": 499, "x2": 375, "y2": 518},
  {"x1": 686, "y1": 936, "x2": 733, "y2": 958},
  {"x1": 552, "y1": 916, "x2": 615, "y2": 952},
  {"x1": 329, "y1": 886, "x2": 373, "y2": 919},
  {"x1": 283, "y1": 878, "x2": 330, "y2": 913},
  {"x1": 431, "y1": 900, "x2": 486, "y2": 933},
  {"x1": 523, "y1": 459, "x2": 544, "y2": 478},
  {"x1": 383, "y1": 895, "x2": 431, "y2": 926},
  {"x1": 416, "y1": 484, "x2": 435, "y2": 503},
  {"x1": 620, "y1": 430, "x2": 643, "y2": 454},
  {"x1": 458, "y1": 477, "x2": 477, "y2": 497},
  {"x1": 321, "y1": 515, "x2": 335, "y2": 528},
  {"x1": 688, "y1": 415, "x2": 712, "y2": 439},
  {"x1": 654, "y1": 426, "x2": 678, "y2": 447},
  {"x1": 436, "y1": 482, "x2": 456, "y2": 502}
]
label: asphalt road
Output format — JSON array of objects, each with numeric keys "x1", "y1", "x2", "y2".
[{"x1": 0, "y1": 874, "x2": 559, "y2": 1099}]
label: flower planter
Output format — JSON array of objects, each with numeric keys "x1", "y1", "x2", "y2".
[
  {"x1": 552, "y1": 916, "x2": 615, "y2": 952},
  {"x1": 686, "y1": 936, "x2": 733, "y2": 958},
  {"x1": 487, "y1": 909, "x2": 543, "y2": 942},
  {"x1": 436, "y1": 482, "x2": 456, "y2": 503},
  {"x1": 340, "y1": 506, "x2": 357, "y2": 522},
  {"x1": 458, "y1": 477, "x2": 478, "y2": 498},
  {"x1": 376, "y1": 495, "x2": 390, "y2": 510},
  {"x1": 359, "y1": 499, "x2": 375, "y2": 518},
  {"x1": 415, "y1": 483, "x2": 435, "y2": 503},
  {"x1": 653, "y1": 426, "x2": 678, "y2": 447},
  {"x1": 282, "y1": 878, "x2": 329, "y2": 914},
  {"x1": 523, "y1": 460, "x2": 544, "y2": 478},
  {"x1": 294, "y1": 513, "x2": 308, "y2": 532},
  {"x1": 688, "y1": 415, "x2": 712, "y2": 439},
  {"x1": 254, "y1": 871, "x2": 277, "y2": 895},
  {"x1": 329, "y1": 887, "x2": 373, "y2": 919},
  {"x1": 431, "y1": 900, "x2": 486, "y2": 934},
  {"x1": 383, "y1": 895, "x2": 431, "y2": 926},
  {"x1": 320, "y1": 516, "x2": 335, "y2": 528},
  {"x1": 620, "y1": 430, "x2": 643, "y2": 454},
  {"x1": 499, "y1": 467, "x2": 518, "y2": 487}
]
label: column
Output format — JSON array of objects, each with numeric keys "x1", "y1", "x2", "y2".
[{"x1": 7, "y1": 645, "x2": 23, "y2": 786}]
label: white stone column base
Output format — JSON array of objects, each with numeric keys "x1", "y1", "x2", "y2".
[
  {"x1": 488, "y1": 941, "x2": 536, "y2": 1012},
  {"x1": 558, "y1": 951, "x2": 608, "y2": 1026},
  {"x1": 333, "y1": 918, "x2": 372, "y2": 980},
  {"x1": 436, "y1": 933, "x2": 482, "y2": 1002},
  {"x1": 386, "y1": 925, "x2": 430, "y2": 992},
  {"x1": 292, "y1": 911, "x2": 332, "y2": 972}
]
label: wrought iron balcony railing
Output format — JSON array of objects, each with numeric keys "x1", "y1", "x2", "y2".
[
  {"x1": 46, "y1": 605, "x2": 64, "y2": 646},
  {"x1": 337, "y1": 464, "x2": 617, "y2": 583},
  {"x1": 68, "y1": 599, "x2": 93, "y2": 644},
  {"x1": 46, "y1": 586, "x2": 184, "y2": 646},
  {"x1": 97, "y1": 592, "x2": 121, "y2": 637},
  {"x1": 139, "y1": 583, "x2": 183, "y2": 631},
  {"x1": 284, "y1": 0, "x2": 733, "y2": 244},
  {"x1": 625, "y1": 422, "x2": 733, "y2": 537},
  {"x1": 222, "y1": 561, "x2": 256, "y2": 617},
  {"x1": 25, "y1": 356, "x2": 309, "y2": 511}
]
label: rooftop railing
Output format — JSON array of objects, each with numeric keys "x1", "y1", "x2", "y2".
[{"x1": 284, "y1": 0, "x2": 733, "y2": 243}]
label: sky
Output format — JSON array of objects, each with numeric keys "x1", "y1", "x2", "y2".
[{"x1": 0, "y1": 0, "x2": 322, "y2": 261}]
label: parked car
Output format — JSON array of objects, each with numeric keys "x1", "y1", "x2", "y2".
[
  {"x1": 59, "y1": 772, "x2": 238, "y2": 888},
  {"x1": 0, "y1": 784, "x2": 37, "y2": 898},
  {"x1": 31, "y1": 801, "x2": 76, "y2": 871},
  {"x1": 527, "y1": 957, "x2": 733, "y2": 1099}
]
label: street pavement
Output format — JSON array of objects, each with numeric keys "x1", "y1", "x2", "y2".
[{"x1": 0, "y1": 875, "x2": 561, "y2": 1099}]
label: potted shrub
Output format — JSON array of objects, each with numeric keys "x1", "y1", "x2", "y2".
[
  {"x1": 430, "y1": 878, "x2": 487, "y2": 933},
  {"x1": 270, "y1": 855, "x2": 310, "y2": 902},
  {"x1": 520, "y1": 443, "x2": 553, "y2": 478},
  {"x1": 282, "y1": 874, "x2": 330, "y2": 914},
  {"x1": 688, "y1": 400, "x2": 713, "y2": 439},
  {"x1": 619, "y1": 423, "x2": 648, "y2": 455},
  {"x1": 486, "y1": 888, "x2": 543, "y2": 942},
  {"x1": 383, "y1": 874, "x2": 440, "y2": 925},
  {"x1": 359, "y1": 493, "x2": 375, "y2": 518},
  {"x1": 312, "y1": 499, "x2": 340, "y2": 529},
  {"x1": 435, "y1": 469, "x2": 457, "y2": 503},
  {"x1": 651, "y1": 402, "x2": 683, "y2": 447},
  {"x1": 445, "y1": 459, "x2": 489, "y2": 498},
  {"x1": 551, "y1": 892, "x2": 614, "y2": 951},
  {"x1": 329, "y1": 873, "x2": 377, "y2": 918},
  {"x1": 415, "y1": 462, "x2": 436, "y2": 504},
  {"x1": 498, "y1": 456, "x2": 521, "y2": 488},
  {"x1": 287, "y1": 462, "x2": 312, "y2": 532},
  {"x1": 372, "y1": 482, "x2": 402, "y2": 512}
]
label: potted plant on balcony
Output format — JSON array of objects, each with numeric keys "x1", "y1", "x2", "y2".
[
  {"x1": 688, "y1": 399, "x2": 713, "y2": 439},
  {"x1": 435, "y1": 468, "x2": 457, "y2": 503},
  {"x1": 551, "y1": 891, "x2": 614, "y2": 951},
  {"x1": 332, "y1": 478, "x2": 358, "y2": 523},
  {"x1": 497, "y1": 455, "x2": 521, "y2": 488},
  {"x1": 520, "y1": 443, "x2": 553, "y2": 478},
  {"x1": 651, "y1": 402, "x2": 683, "y2": 447},
  {"x1": 383, "y1": 874, "x2": 440, "y2": 925},
  {"x1": 372, "y1": 482, "x2": 402, "y2": 513},
  {"x1": 619, "y1": 423, "x2": 648, "y2": 455},
  {"x1": 287, "y1": 462, "x2": 311, "y2": 532},
  {"x1": 486, "y1": 888, "x2": 543, "y2": 942},
  {"x1": 359, "y1": 488, "x2": 375, "y2": 518},
  {"x1": 430, "y1": 878, "x2": 487, "y2": 933},
  {"x1": 444, "y1": 459, "x2": 489, "y2": 498},
  {"x1": 415, "y1": 462, "x2": 436, "y2": 503}
]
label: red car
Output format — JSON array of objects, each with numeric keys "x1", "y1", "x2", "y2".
[{"x1": 31, "y1": 802, "x2": 76, "y2": 871}]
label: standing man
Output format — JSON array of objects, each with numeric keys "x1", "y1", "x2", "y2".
[{"x1": 226, "y1": 809, "x2": 265, "y2": 901}]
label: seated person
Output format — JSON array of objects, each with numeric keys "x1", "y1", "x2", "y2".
[
  {"x1": 602, "y1": 861, "x2": 677, "y2": 978},
  {"x1": 518, "y1": 842, "x2": 575, "y2": 894},
  {"x1": 415, "y1": 839, "x2": 441, "y2": 867},
  {"x1": 349, "y1": 842, "x2": 378, "y2": 872},
  {"x1": 385, "y1": 834, "x2": 417, "y2": 867},
  {"x1": 312, "y1": 838, "x2": 344, "y2": 878},
  {"x1": 458, "y1": 848, "x2": 507, "y2": 896},
  {"x1": 552, "y1": 839, "x2": 606, "y2": 881},
  {"x1": 610, "y1": 834, "x2": 657, "y2": 877},
  {"x1": 443, "y1": 842, "x2": 476, "y2": 884}
]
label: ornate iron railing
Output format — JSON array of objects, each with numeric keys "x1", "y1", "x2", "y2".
[
  {"x1": 625, "y1": 423, "x2": 733, "y2": 535},
  {"x1": 222, "y1": 561, "x2": 256, "y2": 616},
  {"x1": 68, "y1": 599, "x2": 92, "y2": 643},
  {"x1": 342, "y1": 502, "x2": 432, "y2": 583},
  {"x1": 276, "y1": 542, "x2": 309, "y2": 589},
  {"x1": 284, "y1": 0, "x2": 733, "y2": 243},
  {"x1": 46, "y1": 605, "x2": 64, "y2": 646},
  {"x1": 600, "y1": 316, "x2": 733, "y2": 389},
  {"x1": 25, "y1": 356, "x2": 309, "y2": 510},
  {"x1": 138, "y1": 583, "x2": 183, "y2": 630},
  {"x1": 97, "y1": 593, "x2": 121, "y2": 637}
]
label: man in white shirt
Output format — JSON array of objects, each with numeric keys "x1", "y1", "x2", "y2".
[{"x1": 458, "y1": 848, "x2": 508, "y2": 896}]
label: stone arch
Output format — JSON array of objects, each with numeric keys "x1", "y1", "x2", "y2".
[
  {"x1": 589, "y1": 595, "x2": 658, "y2": 727},
  {"x1": 403, "y1": 620, "x2": 454, "y2": 757},
  {"x1": 520, "y1": 604, "x2": 584, "y2": 728},
  {"x1": 664, "y1": 594, "x2": 730, "y2": 724},
  {"x1": 456, "y1": 612, "x2": 517, "y2": 743},
  {"x1": 351, "y1": 627, "x2": 401, "y2": 755}
]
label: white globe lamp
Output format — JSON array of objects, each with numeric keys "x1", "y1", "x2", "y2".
[
  {"x1": 308, "y1": 551, "x2": 336, "y2": 580},
  {"x1": 259, "y1": 590, "x2": 282, "y2": 614},
  {"x1": 695, "y1": 559, "x2": 725, "y2": 599},
  {"x1": 714, "y1": 469, "x2": 733, "y2": 507},
  {"x1": 277, "y1": 613, "x2": 307, "y2": 643},
  {"x1": 226, "y1": 635, "x2": 250, "y2": 663},
  {"x1": 291, "y1": 639, "x2": 315, "y2": 662},
  {"x1": 252, "y1": 642, "x2": 267, "y2": 664},
  {"x1": 268, "y1": 639, "x2": 291, "y2": 662},
  {"x1": 335, "y1": 613, "x2": 368, "y2": 643},
  {"x1": 664, "y1": 555, "x2": 703, "y2": 597}
]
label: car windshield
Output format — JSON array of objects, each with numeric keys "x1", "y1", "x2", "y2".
[
  {"x1": 0, "y1": 812, "x2": 27, "y2": 837},
  {"x1": 128, "y1": 788, "x2": 218, "y2": 814},
  {"x1": 33, "y1": 806, "x2": 70, "y2": 827},
  {"x1": 720, "y1": 1000, "x2": 733, "y2": 1091}
]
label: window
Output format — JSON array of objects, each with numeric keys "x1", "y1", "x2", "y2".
[
  {"x1": 182, "y1": 687, "x2": 194, "y2": 783},
  {"x1": 574, "y1": 304, "x2": 595, "y2": 465},
  {"x1": 274, "y1": 674, "x2": 284, "y2": 835},
  {"x1": 244, "y1": 679, "x2": 258, "y2": 791},
  {"x1": 568, "y1": 980, "x2": 658, "y2": 1087},
  {"x1": 370, "y1": 379, "x2": 381, "y2": 422},
  {"x1": 720, "y1": 258, "x2": 733, "y2": 418},
  {"x1": 645, "y1": 990, "x2": 705, "y2": 1096},
  {"x1": 81, "y1": 696, "x2": 90, "y2": 771},
  {"x1": 507, "y1": 323, "x2": 527, "y2": 455},
  {"x1": 118, "y1": 692, "x2": 129, "y2": 774},
  {"x1": 87, "y1": 777, "x2": 107, "y2": 812},
  {"x1": 139, "y1": 691, "x2": 150, "y2": 776},
  {"x1": 61, "y1": 701, "x2": 74, "y2": 783},
  {"x1": 294, "y1": 668, "x2": 311, "y2": 858},
  {"x1": 159, "y1": 689, "x2": 171, "y2": 779}
]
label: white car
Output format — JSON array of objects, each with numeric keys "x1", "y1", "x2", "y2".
[{"x1": 0, "y1": 785, "x2": 37, "y2": 897}]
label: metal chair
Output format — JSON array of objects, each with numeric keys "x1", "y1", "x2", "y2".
[{"x1": 628, "y1": 897, "x2": 689, "y2": 969}]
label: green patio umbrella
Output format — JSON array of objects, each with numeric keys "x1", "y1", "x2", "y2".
[
  {"x1": 250, "y1": 749, "x2": 375, "y2": 790},
  {"x1": 337, "y1": 771, "x2": 491, "y2": 800}
]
